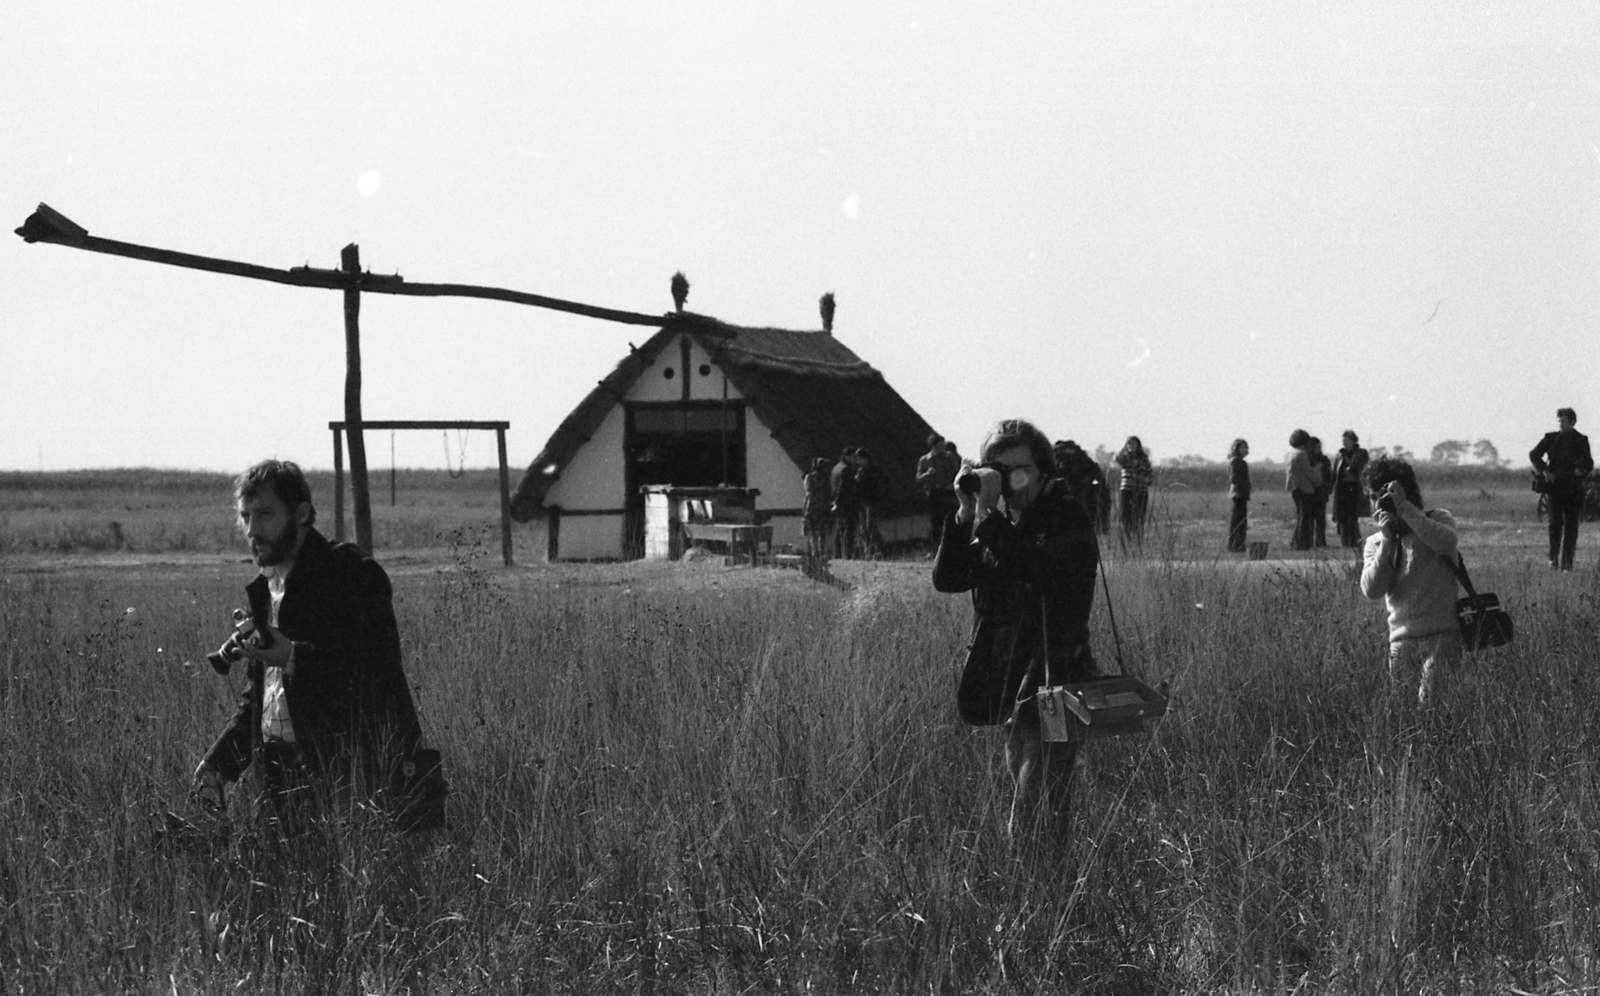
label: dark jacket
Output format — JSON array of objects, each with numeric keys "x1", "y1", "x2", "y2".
[
  {"x1": 1058, "y1": 451, "x2": 1105, "y2": 512},
  {"x1": 1228, "y1": 456, "x2": 1251, "y2": 502},
  {"x1": 203, "y1": 527, "x2": 422, "y2": 785},
  {"x1": 830, "y1": 461, "x2": 859, "y2": 513},
  {"x1": 1531, "y1": 430, "x2": 1594, "y2": 496},
  {"x1": 933, "y1": 480, "x2": 1098, "y2": 726},
  {"x1": 1331, "y1": 445, "x2": 1369, "y2": 519}
]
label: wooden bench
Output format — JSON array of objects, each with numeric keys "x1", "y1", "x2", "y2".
[{"x1": 680, "y1": 522, "x2": 774, "y2": 565}]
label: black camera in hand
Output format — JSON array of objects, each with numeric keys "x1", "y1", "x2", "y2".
[
  {"x1": 1375, "y1": 493, "x2": 1397, "y2": 517},
  {"x1": 206, "y1": 608, "x2": 272, "y2": 675},
  {"x1": 956, "y1": 462, "x2": 1009, "y2": 496}
]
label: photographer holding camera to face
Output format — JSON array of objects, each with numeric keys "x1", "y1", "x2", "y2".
[
  {"x1": 933, "y1": 419, "x2": 1099, "y2": 836},
  {"x1": 191, "y1": 460, "x2": 431, "y2": 830},
  {"x1": 1358, "y1": 455, "x2": 1461, "y2": 707}
]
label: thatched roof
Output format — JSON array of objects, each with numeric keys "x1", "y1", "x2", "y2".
[{"x1": 510, "y1": 312, "x2": 937, "y2": 520}]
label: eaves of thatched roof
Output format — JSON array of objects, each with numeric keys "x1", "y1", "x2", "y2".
[{"x1": 510, "y1": 312, "x2": 936, "y2": 521}]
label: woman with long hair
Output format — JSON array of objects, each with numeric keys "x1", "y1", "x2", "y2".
[
  {"x1": 1227, "y1": 438, "x2": 1250, "y2": 553},
  {"x1": 1114, "y1": 435, "x2": 1153, "y2": 550}
]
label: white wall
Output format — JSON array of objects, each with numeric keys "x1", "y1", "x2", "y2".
[
  {"x1": 554, "y1": 513, "x2": 625, "y2": 561},
  {"x1": 542, "y1": 402, "x2": 626, "y2": 513},
  {"x1": 631, "y1": 335, "x2": 746, "y2": 403}
]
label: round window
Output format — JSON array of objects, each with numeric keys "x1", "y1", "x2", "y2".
[
  {"x1": 699, "y1": 363, "x2": 712, "y2": 376},
  {"x1": 663, "y1": 367, "x2": 675, "y2": 380}
]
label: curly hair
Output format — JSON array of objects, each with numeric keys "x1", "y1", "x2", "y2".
[
  {"x1": 234, "y1": 459, "x2": 317, "y2": 527},
  {"x1": 1361, "y1": 454, "x2": 1422, "y2": 508}
]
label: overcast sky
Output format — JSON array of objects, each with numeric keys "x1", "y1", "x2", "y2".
[{"x1": 3, "y1": 2, "x2": 1595, "y2": 473}]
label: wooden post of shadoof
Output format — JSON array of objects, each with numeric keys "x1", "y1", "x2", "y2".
[
  {"x1": 15, "y1": 202, "x2": 663, "y2": 556},
  {"x1": 340, "y1": 243, "x2": 374, "y2": 552}
]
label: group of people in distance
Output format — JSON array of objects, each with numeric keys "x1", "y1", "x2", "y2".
[
  {"x1": 1276, "y1": 429, "x2": 1372, "y2": 553},
  {"x1": 801, "y1": 445, "x2": 891, "y2": 560}
]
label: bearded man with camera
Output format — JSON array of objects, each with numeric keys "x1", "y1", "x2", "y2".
[
  {"x1": 933, "y1": 419, "x2": 1099, "y2": 836},
  {"x1": 192, "y1": 459, "x2": 428, "y2": 829},
  {"x1": 1358, "y1": 455, "x2": 1461, "y2": 707}
]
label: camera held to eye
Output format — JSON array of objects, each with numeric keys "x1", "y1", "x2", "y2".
[
  {"x1": 206, "y1": 608, "x2": 272, "y2": 675},
  {"x1": 957, "y1": 462, "x2": 1010, "y2": 496},
  {"x1": 1376, "y1": 493, "x2": 1398, "y2": 517}
]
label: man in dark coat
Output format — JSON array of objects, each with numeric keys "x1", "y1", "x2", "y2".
[
  {"x1": 934, "y1": 419, "x2": 1099, "y2": 836},
  {"x1": 1331, "y1": 430, "x2": 1370, "y2": 549},
  {"x1": 193, "y1": 460, "x2": 424, "y2": 824},
  {"x1": 1530, "y1": 408, "x2": 1594, "y2": 570},
  {"x1": 916, "y1": 433, "x2": 961, "y2": 552},
  {"x1": 1051, "y1": 439, "x2": 1106, "y2": 527},
  {"x1": 830, "y1": 447, "x2": 860, "y2": 558}
]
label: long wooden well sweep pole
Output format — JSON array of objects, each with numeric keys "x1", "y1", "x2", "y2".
[{"x1": 15, "y1": 202, "x2": 662, "y2": 554}]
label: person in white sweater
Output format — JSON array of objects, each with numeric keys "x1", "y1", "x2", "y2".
[{"x1": 1358, "y1": 456, "x2": 1461, "y2": 706}]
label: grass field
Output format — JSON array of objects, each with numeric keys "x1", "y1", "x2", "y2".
[{"x1": 2, "y1": 467, "x2": 1597, "y2": 993}]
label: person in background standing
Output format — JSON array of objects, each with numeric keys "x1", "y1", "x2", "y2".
[
  {"x1": 1052, "y1": 439, "x2": 1105, "y2": 528},
  {"x1": 1114, "y1": 436, "x2": 1153, "y2": 551},
  {"x1": 854, "y1": 448, "x2": 885, "y2": 559},
  {"x1": 1332, "y1": 430, "x2": 1370, "y2": 549},
  {"x1": 1530, "y1": 407, "x2": 1594, "y2": 571},
  {"x1": 1308, "y1": 437, "x2": 1333, "y2": 548},
  {"x1": 916, "y1": 433, "x2": 960, "y2": 554},
  {"x1": 801, "y1": 457, "x2": 832, "y2": 559},
  {"x1": 1227, "y1": 438, "x2": 1251, "y2": 553},
  {"x1": 1285, "y1": 429, "x2": 1317, "y2": 551},
  {"x1": 830, "y1": 446, "x2": 859, "y2": 559}
]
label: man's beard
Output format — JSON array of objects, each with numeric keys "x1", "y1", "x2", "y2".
[{"x1": 252, "y1": 518, "x2": 301, "y2": 567}]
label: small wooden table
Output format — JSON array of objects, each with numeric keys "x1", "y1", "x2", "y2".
[{"x1": 680, "y1": 522, "x2": 773, "y2": 565}]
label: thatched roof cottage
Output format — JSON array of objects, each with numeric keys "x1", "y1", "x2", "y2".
[{"x1": 510, "y1": 304, "x2": 939, "y2": 561}]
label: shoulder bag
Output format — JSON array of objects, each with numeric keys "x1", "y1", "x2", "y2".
[{"x1": 1442, "y1": 553, "x2": 1513, "y2": 652}]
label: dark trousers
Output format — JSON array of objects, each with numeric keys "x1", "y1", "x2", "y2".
[
  {"x1": 833, "y1": 506, "x2": 859, "y2": 559},
  {"x1": 1334, "y1": 482, "x2": 1363, "y2": 547},
  {"x1": 1228, "y1": 498, "x2": 1248, "y2": 552},
  {"x1": 1549, "y1": 488, "x2": 1583, "y2": 569},
  {"x1": 1119, "y1": 489, "x2": 1148, "y2": 550},
  {"x1": 1310, "y1": 492, "x2": 1328, "y2": 548},
  {"x1": 1290, "y1": 491, "x2": 1315, "y2": 551}
]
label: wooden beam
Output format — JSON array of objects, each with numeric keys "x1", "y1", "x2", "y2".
[
  {"x1": 329, "y1": 420, "x2": 510, "y2": 431},
  {"x1": 15, "y1": 203, "x2": 665, "y2": 327}
]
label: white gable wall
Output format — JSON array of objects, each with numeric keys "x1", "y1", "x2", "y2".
[{"x1": 631, "y1": 335, "x2": 745, "y2": 403}]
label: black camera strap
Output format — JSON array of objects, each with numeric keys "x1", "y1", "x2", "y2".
[
  {"x1": 1084, "y1": 522, "x2": 1126, "y2": 676},
  {"x1": 1441, "y1": 552, "x2": 1480, "y2": 599},
  {"x1": 1098, "y1": 555, "x2": 1127, "y2": 676}
]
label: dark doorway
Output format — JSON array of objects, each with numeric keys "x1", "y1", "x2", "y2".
[{"x1": 623, "y1": 402, "x2": 746, "y2": 557}]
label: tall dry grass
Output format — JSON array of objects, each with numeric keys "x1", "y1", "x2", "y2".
[
  {"x1": 0, "y1": 469, "x2": 532, "y2": 556},
  {"x1": 2, "y1": 475, "x2": 1597, "y2": 992}
]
